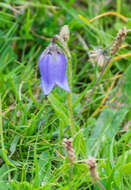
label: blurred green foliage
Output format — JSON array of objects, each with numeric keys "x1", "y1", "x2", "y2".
[{"x1": 0, "y1": 0, "x2": 131, "y2": 189}]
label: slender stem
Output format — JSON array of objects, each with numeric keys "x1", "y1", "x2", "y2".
[
  {"x1": 66, "y1": 48, "x2": 76, "y2": 135},
  {"x1": 78, "y1": 57, "x2": 111, "y2": 116},
  {"x1": 116, "y1": 0, "x2": 121, "y2": 14},
  {"x1": 54, "y1": 35, "x2": 76, "y2": 136},
  {"x1": 67, "y1": 92, "x2": 75, "y2": 135}
]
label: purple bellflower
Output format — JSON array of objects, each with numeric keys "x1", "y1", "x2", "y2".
[{"x1": 39, "y1": 43, "x2": 70, "y2": 95}]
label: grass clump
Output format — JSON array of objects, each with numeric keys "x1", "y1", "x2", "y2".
[{"x1": 0, "y1": 0, "x2": 131, "y2": 189}]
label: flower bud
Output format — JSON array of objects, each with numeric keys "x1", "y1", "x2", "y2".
[{"x1": 39, "y1": 43, "x2": 70, "y2": 95}]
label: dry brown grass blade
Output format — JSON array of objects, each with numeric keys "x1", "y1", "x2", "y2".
[{"x1": 89, "y1": 11, "x2": 128, "y2": 23}]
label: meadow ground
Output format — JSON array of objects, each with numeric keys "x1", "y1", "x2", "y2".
[{"x1": 0, "y1": 0, "x2": 131, "y2": 189}]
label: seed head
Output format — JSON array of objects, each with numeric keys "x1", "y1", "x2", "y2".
[
  {"x1": 110, "y1": 27, "x2": 127, "y2": 56},
  {"x1": 63, "y1": 138, "x2": 76, "y2": 164},
  {"x1": 60, "y1": 25, "x2": 70, "y2": 42},
  {"x1": 89, "y1": 48, "x2": 108, "y2": 67},
  {"x1": 87, "y1": 157, "x2": 100, "y2": 182}
]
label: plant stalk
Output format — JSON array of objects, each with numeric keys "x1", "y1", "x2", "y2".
[
  {"x1": 67, "y1": 49, "x2": 76, "y2": 136},
  {"x1": 54, "y1": 35, "x2": 76, "y2": 136}
]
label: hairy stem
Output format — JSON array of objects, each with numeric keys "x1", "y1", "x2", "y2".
[
  {"x1": 67, "y1": 92, "x2": 75, "y2": 136},
  {"x1": 54, "y1": 35, "x2": 76, "y2": 136},
  {"x1": 67, "y1": 50, "x2": 76, "y2": 136}
]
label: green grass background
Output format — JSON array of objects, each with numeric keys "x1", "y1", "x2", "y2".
[{"x1": 0, "y1": 0, "x2": 131, "y2": 189}]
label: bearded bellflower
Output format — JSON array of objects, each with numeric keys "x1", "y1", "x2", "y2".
[{"x1": 39, "y1": 43, "x2": 70, "y2": 95}]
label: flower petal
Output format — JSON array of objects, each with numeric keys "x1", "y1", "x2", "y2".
[
  {"x1": 54, "y1": 53, "x2": 70, "y2": 91},
  {"x1": 56, "y1": 76, "x2": 70, "y2": 91},
  {"x1": 39, "y1": 51, "x2": 70, "y2": 95},
  {"x1": 40, "y1": 77, "x2": 55, "y2": 95},
  {"x1": 39, "y1": 53, "x2": 56, "y2": 95},
  {"x1": 39, "y1": 53, "x2": 53, "y2": 81}
]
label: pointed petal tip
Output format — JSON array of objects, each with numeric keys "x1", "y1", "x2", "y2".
[
  {"x1": 40, "y1": 78, "x2": 55, "y2": 96},
  {"x1": 56, "y1": 76, "x2": 71, "y2": 92}
]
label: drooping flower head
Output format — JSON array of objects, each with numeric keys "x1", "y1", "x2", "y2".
[{"x1": 39, "y1": 43, "x2": 70, "y2": 95}]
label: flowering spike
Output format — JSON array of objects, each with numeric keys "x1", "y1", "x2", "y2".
[
  {"x1": 39, "y1": 43, "x2": 70, "y2": 95},
  {"x1": 87, "y1": 157, "x2": 99, "y2": 182},
  {"x1": 60, "y1": 25, "x2": 70, "y2": 42},
  {"x1": 110, "y1": 27, "x2": 127, "y2": 56},
  {"x1": 63, "y1": 138, "x2": 76, "y2": 164}
]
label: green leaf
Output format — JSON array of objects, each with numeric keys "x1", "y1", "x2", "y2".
[
  {"x1": 116, "y1": 150, "x2": 131, "y2": 166},
  {"x1": 38, "y1": 151, "x2": 51, "y2": 184},
  {"x1": 48, "y1": 94, "x2": 69, "y2": 126},
  {"x1": 0, "y1": 164, "x2": 8, "y2": 180},
  {"x1": 9, "y1": 135, "x2": 20, "y2": 157},
  {"x1": 0, "y1": 181, "x2": 9, "y2": 190},
  {"x1": 86, "y1": 108, "x2": 128, "y2": 156},
  {"x1": 74, "y1": 130, "x2": 87, "y2": 158},
  {"x1": 119, "y1": 163, "x2": 131, "y2": 175}
]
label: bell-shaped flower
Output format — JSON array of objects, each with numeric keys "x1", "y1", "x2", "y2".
[{"x1": 39, "y1": 43, "x2": 70, "y2": 95}]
